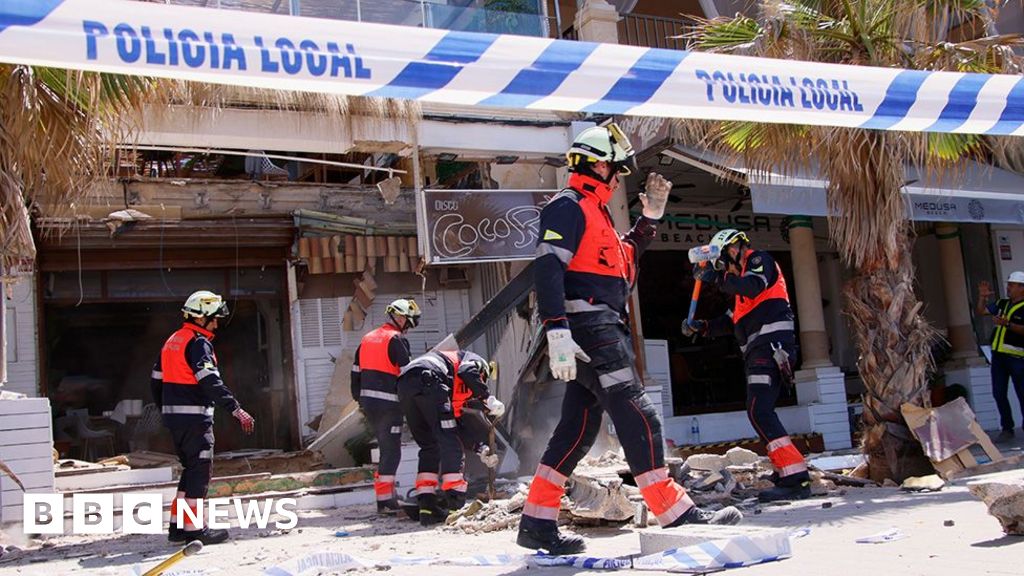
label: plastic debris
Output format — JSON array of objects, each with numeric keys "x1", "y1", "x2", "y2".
[
  {"x1": 855, "y1": 528, "x2": 907, "y2": 544},
  {"x1": 264, "y1": 552, "x2": 370, "y2": 575}
]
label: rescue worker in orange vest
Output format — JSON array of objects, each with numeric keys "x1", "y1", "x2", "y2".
[
  {"x1": 150, "y1": 290, "x2": 255, "y2": 545},
  {"x1": 683, "y1": 229, "x2": 810, "y2": 502},
  {"x1": 397, "y1": 348, "x2": 503, "y2": 525},
  {"x1": 351, "y1": 298, "x2": 420, "y2": 514},
  {"x1": 518, "y1": 125, "x2": 742, "y2": 556}
]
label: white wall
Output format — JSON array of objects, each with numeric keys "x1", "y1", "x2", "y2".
[
  {"x1": 4, "y1": 276, "x2": 38, "y2": 397},
  {"x1": 991, "y1": 228, "x2": 1024, "y2": 295},
  {"x1": 664, "y1": 406, "x2": 812, "y2": 447}
]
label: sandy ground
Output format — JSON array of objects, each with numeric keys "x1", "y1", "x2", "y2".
[
  {"x1": 0, "y1": 474, "x2": 1021, "y2": 576},
  {"x1": 2, "y1": 439, "x2": 1021, "y2": 575}
]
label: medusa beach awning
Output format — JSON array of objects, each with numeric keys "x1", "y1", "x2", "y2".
[
  {"x1": 664, "y1": 145, "x2": 1024, "y2": 225},
  {"x1": 0, "y1": 1, "x2": 1022, "y2": 136}
]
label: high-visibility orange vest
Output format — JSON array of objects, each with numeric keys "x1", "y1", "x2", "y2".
[
  {"x1": 733, "y1": 257, "x2": 790, "y2": 323},
  {"x1": 438, "y1": 350, "x2": 472, "y2": 417},
  {"x1": 564, "y1": 174, "x2": 636, "y2": 285},
  {"x1": 160, "y1": 323, "x2": 215, "y2": 386},
  {"x1": 360, "y1": 324, "x2": 402, "y2": 375}
]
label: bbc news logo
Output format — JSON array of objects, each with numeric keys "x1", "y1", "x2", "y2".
[{"x1": 23, "y1": 494, "x2": 298, "y2": 534}]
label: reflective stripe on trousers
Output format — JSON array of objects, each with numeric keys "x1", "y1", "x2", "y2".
[
  {"x1": 375, "y1": 473, "x2": 396, "y2": 501},
  {"x1": 766, "y1": 436, "x2": 808, "y2": 477},
  {"x1": 523, "y1": 464, "x2": 567, "y2": 521},
  {"x1": 414, "y1": 472, "x2": 439, "y2": 495},
  {"x1": 441, "y1": 473, "x2": 468, "y2": 493},
  {"x1": 634, "y1": 467, "x2": 694, "y2": 526}
]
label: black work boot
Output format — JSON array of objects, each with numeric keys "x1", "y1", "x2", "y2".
[
  {"x1": 758, "y1": 481, "x2": 811, "y2": 503},
  {"x1": 666, "y1": 505, "x2": 743, "y2": 526},
  {"x1": 418, "y1": 493, "x2": 447, "y2": 526},
  {"x1": 377, "y1": 498, "x2": 402, "y2": 515},
  {"x1": 182, "y1": 527, "x2": 230, "y2": 545},
  {"x1": 167, "y1": 523, "x2": 184, "y2": 543},
  {"x1": 444, "y1": 490, "x2": 467, "y2": 512},
  {"x1": 516, "y1": 515, "x2": 585, "y2": 555},
  {"x1": 400, "y1": 499, "x2": 421, "y2": 521}
]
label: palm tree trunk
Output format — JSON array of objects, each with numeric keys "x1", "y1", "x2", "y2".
[
  {"x1": 824, "y1": 131, "x2": 938, "y2": 482},
  {"x1": 844, "y1": 238, "x2": 937, "y2": 482}
]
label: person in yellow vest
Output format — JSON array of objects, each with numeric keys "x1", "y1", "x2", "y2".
[
  {"x1": 351, "y1": 298, "x2": 421, "y2": 514},
  {"x1": 976, "y1": 273, "x2": 1024, "y2": 441}
]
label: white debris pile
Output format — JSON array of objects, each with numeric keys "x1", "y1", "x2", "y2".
[{"x1": 444, "y1": 490, "x2": 527, "y2": 533}]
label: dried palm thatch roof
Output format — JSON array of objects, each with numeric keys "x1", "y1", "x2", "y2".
[{"x1": 0, "y1": 65, "x2": 419, "y2": 271}]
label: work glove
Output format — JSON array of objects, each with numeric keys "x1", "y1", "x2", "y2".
[
  {"x1": 693, "y1": 264, "x2": 720, "y2": 285},
  {"x1": 477, "y1": 445, "x2": 499, "y2": 469},
  {"x1": 547, "y1": 328, "x2": 590, "y2": 382},
  {"x1": 640, "y1": 172, "x2": 672, "y2": 220},
  {"x1": 233, "y1": 407, "x2": 255, "y2": 435},
  {"x1": 484, "y1": 396, "x2": 505, "y2": 419},
  {"x1": 680, "y1": 319, "x2": 707, "y2": 338}
]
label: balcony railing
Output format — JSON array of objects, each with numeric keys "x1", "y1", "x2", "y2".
[
  {"x1": 162, "y1": 0, "x2": 556, "y2": 38},
  {"x1": 618, "y1": 13, "x2": 690, "y2": 51}
]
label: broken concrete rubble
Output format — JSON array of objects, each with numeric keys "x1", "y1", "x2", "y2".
[
  {"x1": 725, "y1": 447, "x2": 761, "y2": 467},
  {"x1": 901, "y1": 474, "x2": 945, "y2": 493},
  {"x1": 684, "y1": 452, "x2": 728, "y2": 473},
  {"x1": 556, "y1": 451, "x2": 638, "y2": 523},
  {"x1": 968, "y1": 478, "x2": 1024, "y2": 535}
]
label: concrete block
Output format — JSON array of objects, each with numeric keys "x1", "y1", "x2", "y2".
[
  {"x1": 684, "y1": 453, "x2": 727, "y2": 472},
  {"x1": 724, "y1": 447, "x2": 760, "y2": 467},
  {"x1": 638, "y1": 524, "x2": 791, "y2": 555},
  {"x1": 969, "y1": 478, "x2": 1024, "y2": 535}
]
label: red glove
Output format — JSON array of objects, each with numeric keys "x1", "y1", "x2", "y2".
[{"x1": 233, "y1": 407, "x2": 255, "y2": 435}]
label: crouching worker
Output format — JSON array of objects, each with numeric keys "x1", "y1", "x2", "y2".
[
  {"x1": 151, "y1": 290, "x2": 255, "y2": 545},
  {"x1": 397, "y1": 348, "x2": 503, "y2": 525}
]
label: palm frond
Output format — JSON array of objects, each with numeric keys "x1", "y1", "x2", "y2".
[{"x1": 685, "y1": 15, "x2": 763, "y2": 51}]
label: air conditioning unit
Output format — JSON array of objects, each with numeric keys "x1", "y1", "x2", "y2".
[{"x1": 439, "y1": 266, "x2": 470, "y2": 289}]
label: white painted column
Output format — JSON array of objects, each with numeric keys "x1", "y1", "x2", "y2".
[
  {"x1": 788, "y1": 216, "x2": 831, "y2": 369},
  {"x1": 935, "y1": 224, "x2": 997, "y2": 429},
  {"x1": 788, "y1": 217, "x2": 850, "y2": 450},
  {"x1": 575, "y1": 0, "x2": 619, "y2": 44},
  {"x1": 936, "y1": 224, "x2": 979, "y2": 359}
]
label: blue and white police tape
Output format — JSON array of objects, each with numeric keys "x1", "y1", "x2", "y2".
[{"x1": 0, "y1": 0, "x2": 1021, "y2": 136}]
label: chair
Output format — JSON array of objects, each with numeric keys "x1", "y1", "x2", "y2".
[
  {"x1": 129, "y1": 403, "x2": 163, "y2": 452},
  {"x1": 66, "y1": 408, "x2": 116, "y2": 461}
]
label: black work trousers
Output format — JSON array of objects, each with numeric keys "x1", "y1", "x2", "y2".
[
  {"x1": 362, "y1": 398, "x2": 404, "y2": 479},
  {"x1": 538, "y1": 322, "x2": 665, "y2": 479},
  {"x1": 397, "y1": 367, "x2": 464, "y2": 480},
  {"x1": 171, "y1": 424, "x2": 214, "y2": 498}
]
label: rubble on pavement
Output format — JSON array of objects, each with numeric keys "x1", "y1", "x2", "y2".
[
  {"x1": 968, "y1": 475, "x2": 1024, "y2": 535},
  {"x1": 439, "y1": 448, "x2": 886, "y2": 534}
]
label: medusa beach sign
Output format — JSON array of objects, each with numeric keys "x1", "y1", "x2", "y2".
[{"x1": 0, "y1": 1, "x2": 1021, "y2": 136}]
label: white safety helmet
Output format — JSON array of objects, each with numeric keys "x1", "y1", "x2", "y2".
[
  {"x1": 182, "y1": 290, "x2": 229, "y2": 319},
  {"x1": 709, "y1": 229, "x2": 750, "y2": 269},
  {"x1": 463, "y1": 353, "x2": 491, "y2": 382},
  {"x1": 566, "y1": 123, "x2": 636, "y2": 179},
  {"x1": 1008, "y1": 271, "x2": 1024, "y2": 285},
  {"x1": 386, "y1": 298, "x2": 421, "y2": 329}
]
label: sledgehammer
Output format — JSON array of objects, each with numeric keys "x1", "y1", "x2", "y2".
[
  {"x1": 141, "y1": 540, "x2": 203, "y2": 576},
  {"x1": 686, "y1": 244, "x2": 721, "y2": 330}
]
